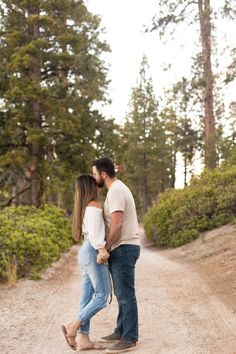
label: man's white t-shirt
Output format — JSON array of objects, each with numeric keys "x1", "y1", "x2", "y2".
[{"x1": 104, "y1": 180, "x2": 140, "y2": 251}]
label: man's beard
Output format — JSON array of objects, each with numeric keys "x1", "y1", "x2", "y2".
[{"x1": 97, "y1": 177, "x2": 105, "y2": 188}]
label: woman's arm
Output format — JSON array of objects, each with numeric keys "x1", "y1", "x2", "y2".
[{"x1": 86, "y1": 202, "x2": 109, "y2": 263}]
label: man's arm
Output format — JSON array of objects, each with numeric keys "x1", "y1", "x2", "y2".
[{"x1": 106, "y1": 211, "x2": 124, "y2": 251}]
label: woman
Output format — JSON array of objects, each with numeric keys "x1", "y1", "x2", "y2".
[{"x1": 61, "y1": 174, "x2": 111, "y2": 351}]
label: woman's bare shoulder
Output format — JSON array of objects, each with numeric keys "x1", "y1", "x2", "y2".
[{"x1": 87, "y1": 200, "x2": 103, "y2": 209}]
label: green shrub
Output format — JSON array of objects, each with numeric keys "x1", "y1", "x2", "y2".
[
  {"x1": 144, "y1": 166, "x2": 236, "y2": 247},
  {"x1": 0, "y1": 205, "x2": 73, "y2": 281}
]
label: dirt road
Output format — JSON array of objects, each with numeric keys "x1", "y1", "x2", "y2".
[{"x1": 1, "y1": 231, "x2": 236, "y2": 354}]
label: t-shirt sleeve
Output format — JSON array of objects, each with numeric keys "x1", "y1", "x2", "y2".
[
  {"x1": 107, "y1": 187, "x2": 125, "y2": 214},
  {"x1": 86, "y1": 209, "x2": 106, "y2": 249}
]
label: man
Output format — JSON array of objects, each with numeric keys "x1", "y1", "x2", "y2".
[{"x1": 92, "y1": 157, "x2": 140, "y2": 354}]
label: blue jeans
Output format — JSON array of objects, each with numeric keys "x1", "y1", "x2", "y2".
[
  {"x1": 108, "y1": 244, "x2": 140, "y2": 342},
  {"x1": 77, "y1": 240, "x2": 111, "y2": 334}
]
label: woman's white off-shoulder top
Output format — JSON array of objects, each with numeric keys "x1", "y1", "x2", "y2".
[{"x1": 82, "y1": 206, "x2": 106, "y2": 250}]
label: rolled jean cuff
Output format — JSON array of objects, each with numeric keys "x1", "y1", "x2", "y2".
[
  {"x1": 77, "y1": 317, "x2": 89, "y2": 334},
  {"x1": 76, "y1": 316, "x2": 85, "y2": 326}
]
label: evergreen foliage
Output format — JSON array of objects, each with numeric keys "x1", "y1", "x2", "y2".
[
  {"x1": 121, "y1": 56, "x2": 172, "y2": 216},
  {"x1": 0, "y1": 205, "x2": 73, "y2": 280},
  {"x1": 0, "y1": 0, "x2": 115, "y2": 208},
  {"x1": 144, "y1": 165, "x2": 236, "y2": 247}
]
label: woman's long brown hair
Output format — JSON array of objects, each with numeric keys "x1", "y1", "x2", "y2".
[{"x1": 72, "y1": 174, "x2": 98, "y2": 242}]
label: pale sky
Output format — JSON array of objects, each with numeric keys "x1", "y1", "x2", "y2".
[
  {"x1": 86, "y1": 0, "x2": 236, "y2": 187},
  {"x1": 87, "y1": 0, "x2": 236, "y2": 124}
]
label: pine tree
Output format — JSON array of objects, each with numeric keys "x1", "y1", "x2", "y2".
[
  {"x1": 160, "y1": 106, "x2": 179, "y2": 188},
  {"x1": 172, "y1": 78, "x2": 198, "y2": 185},
  {"x1": 0, "y1": 0, "x2": 110, "y2": 207},
  {"x1": 149, "y1": 0, "x2": 236, "y2": 169},
  {"x1": 122, "y1": 56, "x2": 171, "y2": 216}
]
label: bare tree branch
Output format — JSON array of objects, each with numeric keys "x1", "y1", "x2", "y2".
[{"x1": 1, "y1": 186, "x2": 31, "y2": 207}]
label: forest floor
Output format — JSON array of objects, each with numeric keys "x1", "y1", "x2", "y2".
[{"x1": 0, "y1": 225, "x2": 236, "y2": 354}]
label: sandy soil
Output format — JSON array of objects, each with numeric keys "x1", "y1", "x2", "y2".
[
  {"x1": 163, "y1": 224, "x2": 236, "y2": 313},
  {"x1": 0, "y1": 227, "x2": 236, "y2": 354}
]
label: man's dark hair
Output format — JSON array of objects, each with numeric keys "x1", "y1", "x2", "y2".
[{"x1": 92, "y1": 157, "x2": 116, "y2": 178}]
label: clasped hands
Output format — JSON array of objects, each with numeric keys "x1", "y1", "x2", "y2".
[{"x1": 97, "y1": 248, "x2": 110, "y2": 264}]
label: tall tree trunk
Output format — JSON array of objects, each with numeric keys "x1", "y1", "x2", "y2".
[
  {"x1": 171, "y1": 149, "x2": 176, "y2": 188},
  {"x1": 142, "y1": 152, "x2": 149, "y2": 213},
  {"x1": 198, "y1": 0, "x2": 216, "y2": 169},
  {"x1": 160, "y1": 173, "x2": 165, "y2": 193},
  {"x1": 183, "y1": 81, "x2": 189, "y2": 186},
  {"x1": 184, "y1": 152, "x2": 187, "y2": 186},
  {"x1": 28, "y1": 6, "x2": 43, "y2": 207},
  {"x1": 183, "y1": 117, "x2": 188, "y2": 187},
  {"x1": 11, "y1": 186, "x2": 17, "y2": 206},
  {"x1": 30, "y1": 133, "x2": 41, "y2": 207},
  {"x1": 142, "y1": 113, "x2": 149, "y2": 214},
  {"x1": 143, "y1": 173, "x2": 148, "y2": 214}
]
